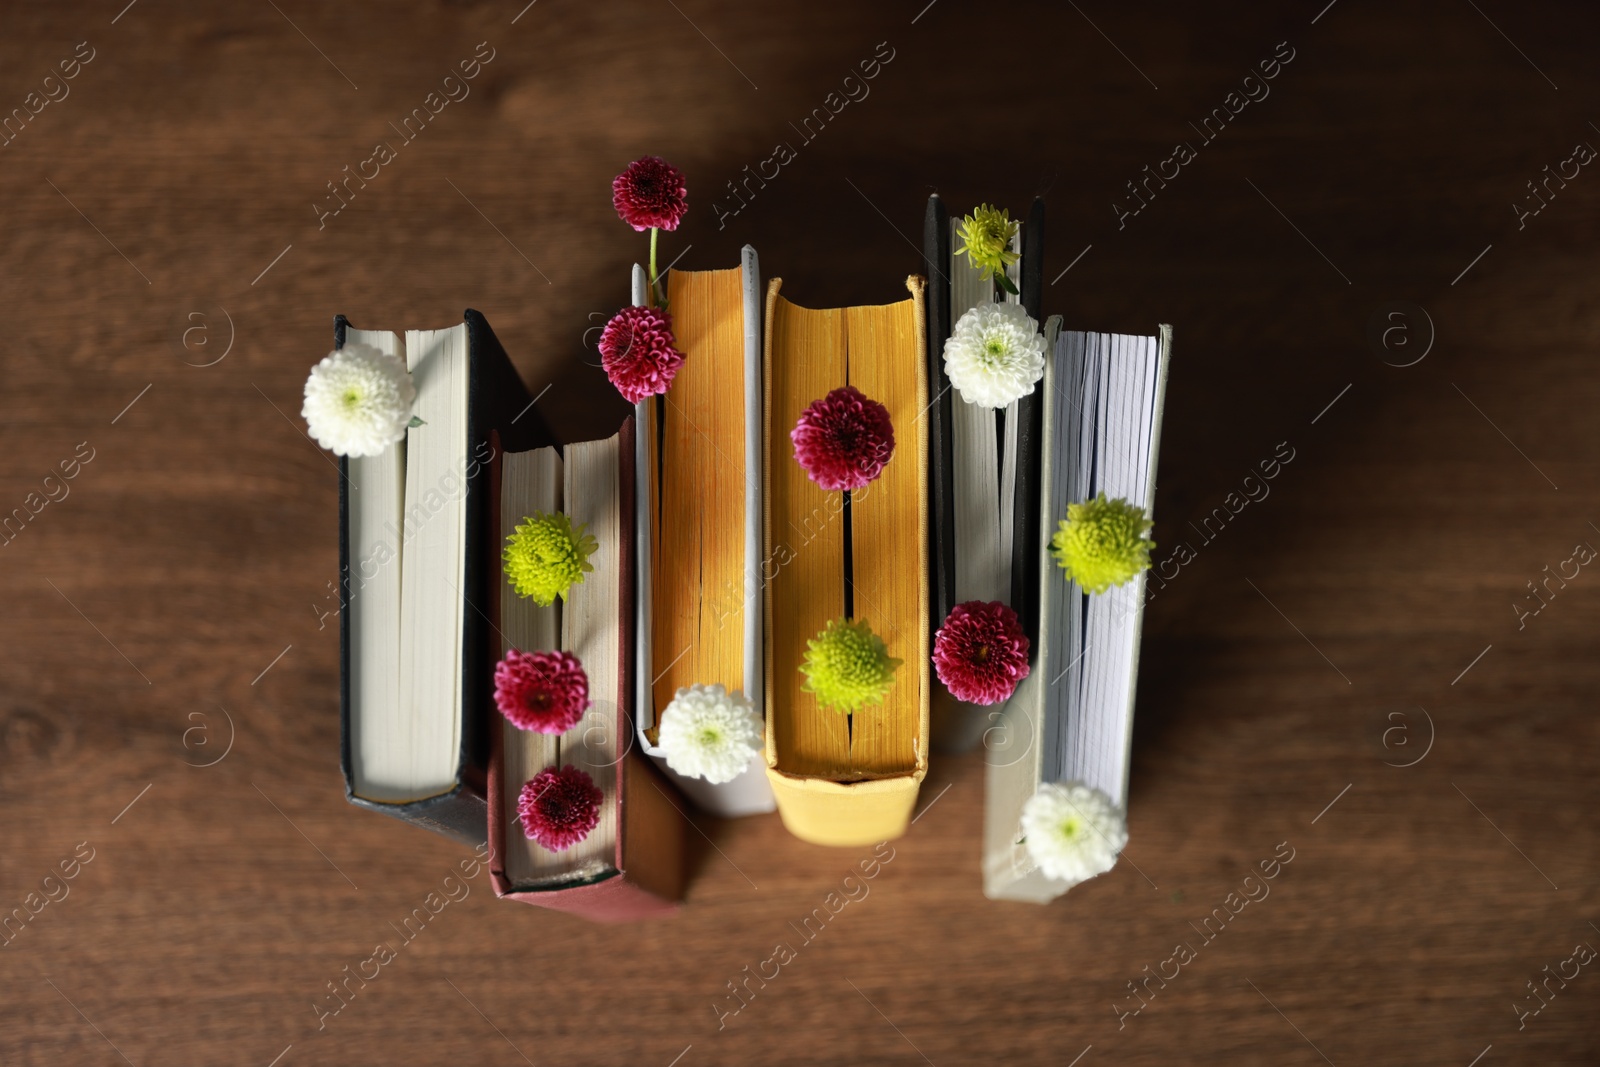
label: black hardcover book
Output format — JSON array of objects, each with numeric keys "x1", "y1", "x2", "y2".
[
  {"x1": 1011, "y1": 197, "x2": 1046, "y2": 645},
  {"x1": 335, "y1": 310, "x2": 552, "y2": 847},
  {"x1": 921, "y1": 195, "x2": 1047, "y2": 641},
  {"x1": 922, "y1": 194, "x2": 955, "y2": 641}
]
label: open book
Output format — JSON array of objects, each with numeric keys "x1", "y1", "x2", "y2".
[
  {"x1": 983, "y1": 321, "x2": 1172, "y2": 902},
  {"x1": 632, "y1": 252, "x2": 776, "y2": 817},
  {"x1": 336, "y1": 311, "x2": 546, "y2": 847}
]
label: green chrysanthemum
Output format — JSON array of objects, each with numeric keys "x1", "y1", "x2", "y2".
[
  {"x1": 955, "y1": 203, "x2": 1021, "y2": 281},
  {"x1": 1049, "y1": 493, "x2": 1154, "y2": 594},
  {"x1": 503, "y1": 511, "x2": 597, "y2": 606},
  {"x1": 799, "y1": 617, "x2": 901, "y2": 714}
]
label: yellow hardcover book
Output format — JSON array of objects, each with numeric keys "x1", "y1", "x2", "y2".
[{"x1": 762, "y1": 276, "x2": 930, "y2": 846}]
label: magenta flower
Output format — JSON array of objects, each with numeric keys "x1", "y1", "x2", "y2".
[
  {"x1": 612, "y1": 156, "x2": 689, "y2": 232},
  {"x1": 599, "y1": 305, "x2": 686, "y2": 404},
  {"x1": 933, "y1": 600, "x2": 1031, "y2": 705},
  {"x1": 494, "y1": 649, "x2": 590, "y2": 734},
  {"x1": 518, "y1": 765, "x2": 604, "y2": 852},
  {"x1": 791, "y1": 385, "x2": 895, "y2": 491}
]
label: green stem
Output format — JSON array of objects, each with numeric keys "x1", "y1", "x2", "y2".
[{"x1": 648, "y1": 227, "x2": 659, "y2": 308}]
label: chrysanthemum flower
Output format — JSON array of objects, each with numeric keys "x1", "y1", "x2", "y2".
[
  {"x1": 932, "y1": 600, "x2": 1031, "y2": 705},
  {"x1": 657, "y1": 684, "x2": 763, "y2": 784},
  {"x1": 503, "y1": 511, "x2": 597, "y2": 605},
  {"x1": 612, "y1": 156, "x2": 689, "y2": 232},
  {"x1": 1020, "y1": 782, "x2": 1127, "y2": 883},
  {"x1": 943, "y1": 303, "x2": 1047, "y2": 409},
  {"x1": 301, "y1": 343, "x2": 416, "y2": 457},
  {"x1": 518, "y1": 765, "x2": 604, "y2": 852},
  {"x1": 955, "y1": 203, "x2": 1020, "y2": 280},
  {"x1": 800, "y1": 617, "x2": 901, "y2": 714},
  {"x1": 790, "y1": 385, "x2": 895, "y2": 491},
  {"x1": 494, "y1": 649, "x2": 590, "y2": 734},
  {"x1": 1049, "y1": 492, "x2": 1153, "y2": 594},
  {"x1": 599, "y1": 305, "x2": 686, "y2": 404}
]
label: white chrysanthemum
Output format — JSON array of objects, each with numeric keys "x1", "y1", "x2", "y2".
[
  {"x1": 1020, "y1": 782, "x2": 1127, "y2": 884},
  {"x1": 301, "y1": 343, "x2": 416, "y2": 457},
  {"x1": 657, "y1": 684, "x2": 763, "y2": 784},
  {"x1": 943, "y1": 303, "x2": 1047, "y2": 409}
]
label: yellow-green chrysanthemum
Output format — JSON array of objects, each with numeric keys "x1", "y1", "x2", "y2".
[
  {"x1": 955, "y1": 203, "x2": 1021, "y2": 281},
  {"x1": 799, "y1": 617, "x2": 901, "y2": 714},
  {"x1": 1049, "y1": 493, "x2": 1153, "y2": 594},
  {"x1": 503, "y1": 511, "x2": 597, "y2": 605}
]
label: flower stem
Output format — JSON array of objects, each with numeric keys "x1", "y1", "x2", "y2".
[{"x1": 648, "y1": 226, "x2": 660, "y2": 307}]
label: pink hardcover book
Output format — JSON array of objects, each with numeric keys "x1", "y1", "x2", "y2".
[{"x1": 484, "y1": 420, "x2": 687, "y2": 922}]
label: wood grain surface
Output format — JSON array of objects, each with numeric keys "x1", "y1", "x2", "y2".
[{"x1": 2, "y1": 1, "x2": 1598, "y2": 1064}]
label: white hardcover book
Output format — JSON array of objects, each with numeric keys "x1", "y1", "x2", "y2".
[
  {"x1": 983, "y1": 322, "x2": 1171, "y2": 903},
  {"x1": 632, "y1": 251, "x2": 776, "y2": 817}
]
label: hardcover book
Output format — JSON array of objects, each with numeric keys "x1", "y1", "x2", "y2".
[
  {"x1": 983, "y1": 321, "x2": 1172, "y2": 902},
  {"x1": 761, "y1": 276, "x2": 931, "y2": 847},
  {"x1": 632, "y1": 253, "x2": 776, "y2": 817},
  {"x1": 485, "y1": 417, "x2": 688, "y2": 921},
  {"x1": 336, "y1": 310, "x2": 548, "y2": 847},
  {"x1": 922, "y1": 195, "x2": 1046, "y2": 751}
]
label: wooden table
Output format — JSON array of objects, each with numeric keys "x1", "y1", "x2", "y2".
[{"x1": 3, "y1": 1, "x2": 1596, "y2": 1063}]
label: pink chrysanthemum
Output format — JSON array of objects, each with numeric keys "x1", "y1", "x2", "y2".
[
  {"x1": 790, "y1": 385, "x2": 895, "y2": 491},
  {"x1": 599, "y1": 305, "x2": 686, "y2": 404},
  {"x1": 933, "y1": 600, "x2": 1031, "y2": 705},
  {"x1": 518, "y1": 765, "x2": 604, "y2": 852},
  {"x1": 611, "y1": 156, "x2": 689, "y2": 232},
  {"x1": 494, "y1": 649, "x2": 590, "y2": 734}
]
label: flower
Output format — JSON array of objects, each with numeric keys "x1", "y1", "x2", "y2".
[
  {"x1": 1049, "y1": 492, "x2": 1154, "y2": 594},
  {"x1": 790, "y1": 385, "x2": 895, "y2": 491},
  {"x1": 494, "y1": 649, "x2": 590, "y2": 734},
  {"x1": 599, "y1": 305, "x2": 686, "y2": 403},
  {"x1": 503, "y1": 511, "x2": 597, "y2": 605},
  {"x1": 943, "y1": 303, "x2": 1047, "y2": 409},
  {"x1": 657, "y1": 684, "x2": 763, "y2": 783},
  {"x1": 800, "y1": 617, "x2": 901, "y2": 714},
  {"x1": 1020, "y1": 782, "x2": 1126, "y2": 883},
  {"x1": 518, "y1": 765, "x2": 604, "y2": 852},
  {"x1": 300, "y1": 343, "x2": 416, "y2": 457},
  {"x1": 932, "y1": 600, "x2": 1031, "y2": 705},
  {"x1": 955, "y1": 203, "x2": 1020, "y2": 280},
  {"x1": 612, "y1": 156, "x2": 689, "y2": 232}
]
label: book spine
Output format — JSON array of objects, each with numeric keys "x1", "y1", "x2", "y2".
[
  {"x1": 630, "y1": 263, "x2": 654, "y2": 761},
  {"x1": 336, "y1": 315, "x2": 356, "y2": 811},
  {"x1": 740, "y1": 244, "x2": 765, "y2": 723},
  {"x1": 922, "y1": 195, "x2": 954, "y2": 636},
  {"x1": 1010, "y1": 198, "x2": 1047, "y2": 645}
]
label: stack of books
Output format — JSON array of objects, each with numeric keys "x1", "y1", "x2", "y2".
[{"x1": 332, "y1": 194, "x2": 1170, "y2": 919}]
